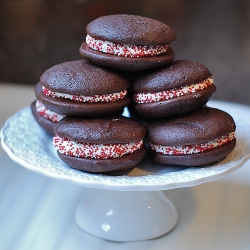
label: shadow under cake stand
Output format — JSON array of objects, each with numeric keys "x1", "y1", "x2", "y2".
[{"x1": 1, "y1": 101, "x2": 250, "y2": 242}]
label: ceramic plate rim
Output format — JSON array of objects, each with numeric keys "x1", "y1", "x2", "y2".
[{"x1": 1, "y1": 101, "x2": 250, "y2": 191}]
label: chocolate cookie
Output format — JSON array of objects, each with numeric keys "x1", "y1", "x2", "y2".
[
  {"x1": 79, "y1": 14, "x2": 176, "y2": 71},
  {"x1": 132, "y1": 60, "x2": 216, "y2": 118},
  {"x1": 39, "y1": 60, "x2": 130, "y2": 116},
  {"x1": 148, "y1": 107, "x2": 236, "y2": 166},
  {"x1": 31, "y1": 83, "x2": 65, "y2": 134},
  {"x1": 53, "y1": 115, "x2": 147, "y2": 173}
]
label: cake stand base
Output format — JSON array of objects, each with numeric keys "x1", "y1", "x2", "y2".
[
  {"x1": 3, "y1": 102, "x2": 250, "y2": 241},
  {"x1": 75, "y1": 189, "x2": 178, "y2": 242}
]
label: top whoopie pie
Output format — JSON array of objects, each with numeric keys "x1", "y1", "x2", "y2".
[
  {"x1": 148, "y1": 107, "x2": 236, "y2": 167},
  {"x1": 131, "y1": 60, "x2": 216, "y2": 118},
  {"x1": 39, "y1": 59, "x2": 130, "y2": 116},
  {"x1": 79, "y1": 14, "x2": 176, "y2": 71}
]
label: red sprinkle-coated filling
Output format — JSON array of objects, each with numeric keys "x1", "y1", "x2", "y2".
[
  {"x1": 35, "y1": 100, "x2": 65, "y2": 122},
  {"x1": 86, "y1": 34, "x2": 169, "y2": 58},
  {"x1": 150, "y1": 132, "x2": 235, "y2": 155},
  {"x1": 42, "y1": 86, "x2": 127, "y2": 103},
  {"x1": 53, "y1": 135, "x2": 144, "y2": 159},
  {"x1": 134, "y1": 78, "x2": 214, "y2": 104}
]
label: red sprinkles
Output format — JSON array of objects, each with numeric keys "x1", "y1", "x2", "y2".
[
  {"x1": 86, "y1": 34, "x2": 169, "y2": 58},
  {"x1": 35, "y1": 100, "x2": 65, "y2": 122},
  {"x1": 53, "y1": 135, "x2": 144, "y2": 159},
  {"x1": 134, "y1": 78, "x2": 214, "y2": 104},
  {"x1": 150, "y1": 132, "x2": 235, "y2": 155},
  {"x1": 42, "y1": 86, "x2": 127, "y2": 103}
]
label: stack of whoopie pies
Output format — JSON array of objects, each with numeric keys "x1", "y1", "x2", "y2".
[{"x1": 31, "y1": 14, "x2": 236, "y2": 174}]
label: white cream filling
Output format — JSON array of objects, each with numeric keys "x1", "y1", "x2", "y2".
[
  {"x1": 53, "y1": 135, "x2": 143, "y2": 159},
  {"x1": 35, "y1": 100, "x2": 65, "y2": 122},
  {"x1": 134, "y1": 78, "x2": 214, "y2": 104},
  {"x1": 150, "y1": 132, "x2": 235, "y2": 155},
  {"x1": 43, "y1": 86, "x2": 127, "y2": 103}
]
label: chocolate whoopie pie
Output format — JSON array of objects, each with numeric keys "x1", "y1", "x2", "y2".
[
  {"x1": 132, "y1": 60, "x2": 216, "y2": 118},
  {"x1": 79, "y1": 14, "x2": 176, "y2": 71},
  {"x1": 39, "y1": 59, "x2": 130, "y2": 116},
  {"x1": 148, "y1": 107, "x2": 236, "y2": 167},
  {"x1": 53, "y1": 115, "x2": 147, "y2": 173},
  {"x1": 31, "y1": 83, "x2": 65, "y2": 134}
]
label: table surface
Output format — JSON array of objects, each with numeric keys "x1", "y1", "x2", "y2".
[{"x1": 1, "y1": 82, "x2": 250, "y2": 250}]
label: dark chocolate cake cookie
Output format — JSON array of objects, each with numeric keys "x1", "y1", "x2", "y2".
[
  {"x1": 53, "y1": 115, "x2": 147, "y2": 173},
  {"x1": 131, "y1": 60, "x2": 216, "y2": 118},
  {"x1": 148, "y1": 107, "x2": 236, "y2": 166},
  {"x1": 31, "y1": 82, "x2": 65, "y2": 134},
  {"x1": 79, "y1": 14, "x2": 176, "y2": 71},
  {"x1": 39, "y1": 59, "x2": 130, "y2": 116}
]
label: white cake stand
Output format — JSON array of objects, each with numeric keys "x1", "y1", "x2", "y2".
[{"x1": 1, "y1": 100, "x2": 250, "y2": 242}]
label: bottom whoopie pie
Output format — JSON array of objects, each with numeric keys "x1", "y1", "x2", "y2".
[
  {"x1": 53, "y1": 115, "x2": 147, "y2": 173},
  {"x1": 31, "y1": 83, "x2": 65, "y2": 134},
  {"x1": 148, "y1": 107, "x2": 236, "y2": 167}
]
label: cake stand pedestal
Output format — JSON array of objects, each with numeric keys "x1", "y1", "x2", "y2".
[
  {"x1": 1, "y1": 101, "x2": 250, "y2": 242},
  {"x1": 75, "y1": 189, "x2": 177, "y2": 241}
]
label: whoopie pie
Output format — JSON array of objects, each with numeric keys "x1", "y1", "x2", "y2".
[
  {"x1": 31, "y1": 83, "x2": 65, "y2": 134},
  {"x1": 79, "y1": 14, "x2": 176, "y2": 71},
  {"x1": 148, "y1": 107, "x2": 236, "y2": 166},
  {"x1": 53, "y1": 115, "x2": 147, "y2": 173},
  {"x1": 131, "y1": 60, "x2": 216, "y2": 118},
  {"x1": 39, "y1": 59, "x2": 130, "y2": 116}
]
